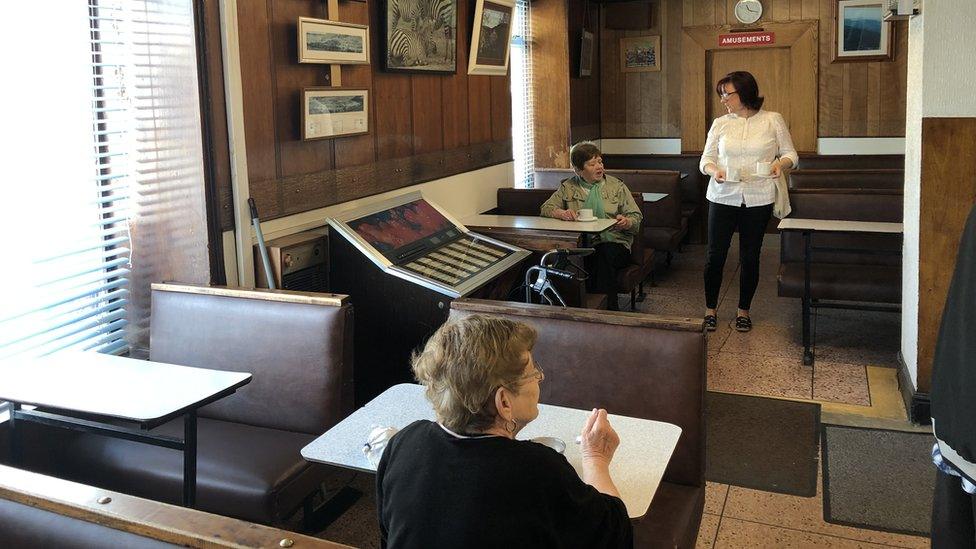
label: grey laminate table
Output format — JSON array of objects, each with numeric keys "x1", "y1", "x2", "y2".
[
  {"x1": 302, "y1": 383, "x2": 682, "y2": 518},
  {"x1": 0, "y1": 351, "x2": 252, "y2": 507}
]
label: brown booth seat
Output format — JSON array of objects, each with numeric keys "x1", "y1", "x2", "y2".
[
  {"x1": 788, "y1": 169, "x2": 904, "y2": 191},
  {"x1": 449, "y1": 299, "x2": 706, "y2": 549},
  {"x1": 0, "y1": 464, "x2": 354, "y2": 548},
  {"x1": 534, "y1": 168, "x2": 688, "y2": 260},
  {"x1": 778, "y1": 189, "x2": 903, "y2": 304},
  {"x1": 495, "y1": 187, "x2": 653, "y2": 310},
  {"x1": 796, "y1": 153, "x2": 904, "y2": 171},
  {"x1": 16, "y1": 284, "x2": 355, "y2": 527}
]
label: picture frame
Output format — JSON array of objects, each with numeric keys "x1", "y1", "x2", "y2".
[
  {"x1": 832, "y1": 0, "x2": 894, "y2": 63},
  {"x1": 297, "y1": 17, "x2": 370, "y2": 65},
  {"x1": 382, "y1": 0, "x2": 458, "y2": 73},
  {"x1": 619, "y1": 35, "x2": 660, "y2": 73},
  {"x1": 301, "y1": 88, "x2": 369, "y2": 141},
  {"x1": 468, "y1": 0, "x2": 515, "y2": 76},
  {"x1": 579, "y1": 30, "x2": 594, "y2": 77}
]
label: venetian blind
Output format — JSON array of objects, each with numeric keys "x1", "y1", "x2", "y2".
[
  {"x1": 511, "y1": 0, "x2": 535, "y2": 188},
  {"x1": 0, "y1": 2, "x2": 137, "y2": 358}
]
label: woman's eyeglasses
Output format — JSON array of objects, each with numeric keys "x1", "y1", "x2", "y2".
[
  {"x1": 519, "y1": 363, "x2": 545, "y2": 384},
  {"x1": 718, "y1": 91, "x2": 738, "y2": 100}
]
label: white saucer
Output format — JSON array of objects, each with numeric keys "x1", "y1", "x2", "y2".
[
  {"x1": 754, "y1": 174, "x2": 778, "y2": 179},
  {"x1": 576, "y1": 216, "x2": 597, "y2": 222},
  {"x1": 722, "y1": 179, "x2": 741, "y2": 184}
]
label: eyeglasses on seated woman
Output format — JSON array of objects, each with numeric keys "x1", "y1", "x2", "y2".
[{"x1": 375, "y1": 314, "x2": 632, "y2": 548}]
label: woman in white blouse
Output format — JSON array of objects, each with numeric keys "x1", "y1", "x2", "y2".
[{"x1": 699, "y1": 71, "x2": 798, "y2": 333}]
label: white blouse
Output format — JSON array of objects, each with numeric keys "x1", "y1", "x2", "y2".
[{"x1": 699, "y1": 110, "x2": 799, "y2": 208}]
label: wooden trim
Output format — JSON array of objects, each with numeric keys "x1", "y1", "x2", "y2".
[
  {"x1": 451, "y1": 298, "x2": 705, "y2": 332},
  {"x1": 151, "y1": 282, "x2": 349, "y2": 306},
  {"x1": 897, "y1": 351, "x2": 931, "y2": 425},
  {"x1": 0, "y1": 465, "x2": 352, "y2": 548},
  {"x1": 680, "y1": 21, "x2": 819, "y2": 153}
]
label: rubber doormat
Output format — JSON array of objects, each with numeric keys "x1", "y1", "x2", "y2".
[
  {"x1": 706, "y1": 392, "x2": 820, "y2": 497},
  {"x1": 822, "y1": 424, "x2": 934, "y2": 536}
]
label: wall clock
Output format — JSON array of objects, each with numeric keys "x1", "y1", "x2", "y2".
[{"x1": 734, "y1": 0, "x2": 763, "y2": 25}]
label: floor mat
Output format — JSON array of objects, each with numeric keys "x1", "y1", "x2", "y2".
[
  {"x1": 822, "y1": 425, "x2": 935, "y2": 535},
  {"x1": 705, "y1": 392, "x2": 820, "y2": 496}
]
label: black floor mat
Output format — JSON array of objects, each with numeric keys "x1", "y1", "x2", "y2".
[
  {"x1": 822, "y1": 425, "x2": 935, "y2": 535},
  {"x1": 705, "y1": 391, "x2": 821, "y2": 496}
]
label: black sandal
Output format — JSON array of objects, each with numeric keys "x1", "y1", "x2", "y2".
[
  {"x1": 735, "y1": 316, "x2": 752, "y2": 332},
  {"x1": 704, "y1": 315, "x2": 718, "y2": 332}
]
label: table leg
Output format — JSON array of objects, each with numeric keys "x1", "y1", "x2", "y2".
[
  {"x1": 802, "y1": 231, "x2": 814, "y2": 366},
  {"x1": 8, "y1": 403, "x2": 21, "y2": 466},
  {"x1": 183, "y1": 411, "x2": 197, "y2": 507}
]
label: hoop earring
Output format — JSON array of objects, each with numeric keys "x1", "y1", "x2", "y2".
[{"x1": 506, "y1": 418, "x2": 517, "y2": 433}]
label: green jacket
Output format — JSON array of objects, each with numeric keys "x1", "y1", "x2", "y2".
[{"x1": 539, "y1": 175, "x2": 643, "y2": 249}]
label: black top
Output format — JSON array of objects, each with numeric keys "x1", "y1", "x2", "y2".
[
  {"x1": 931, "y1": 203, "x2": 976, "y2": 471},
  {"x1": 376, "y1": 420, "x2": 633, "y2": 549}
]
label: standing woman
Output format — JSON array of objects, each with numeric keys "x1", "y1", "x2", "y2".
[{"x1": 699, "y1": 71, "x2": 798, "y2": 332}]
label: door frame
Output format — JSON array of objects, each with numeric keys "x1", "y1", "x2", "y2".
[{"x1": 681, "y1": 21, "x2": 819, "y2": 153}]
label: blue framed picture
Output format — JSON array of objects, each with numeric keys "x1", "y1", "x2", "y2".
[{"x1": 832, "y1": 0, "x2": 894, "y2": 63}]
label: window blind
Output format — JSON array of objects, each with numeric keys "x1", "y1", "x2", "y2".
[
  {"x1": 511, "y1": 0, "x2": 534, "y2": 189},
  {"x1": 0, "y1": 1, "x2": 134, "y2": 359}
]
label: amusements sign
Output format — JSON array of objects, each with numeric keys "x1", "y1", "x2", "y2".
[{"x1": 718, "y1": 32, "x2": 775, "y2": 47}]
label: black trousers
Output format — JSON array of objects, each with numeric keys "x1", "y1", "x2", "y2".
[
  {"x1": 932, "y1": 468, "x2": 976, "y2": 548},
  {"x1": 704, "y1": 201, "x2": 773, "y2": 311},
  {"x1": 584, "y1": 242, "x2": 630, "y2": 310}
]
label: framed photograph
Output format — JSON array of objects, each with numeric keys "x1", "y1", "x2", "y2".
[
  {"x1": 579, "y1": 30, "x2": 594, "y2": 77},
  {"x1": 619, "y1": 35, "x2": 660, "y2": 73},
  {"x1": 832, "y1": 0, "x2": 894, "y2": 62},
  {"x1": 468, "y1": 0, "x2": 515, "y2": 76},
  {"x1": 302, "y1": 88, "x2": 369, "y2": 140},
  {"x1": 382, "y1": 0, "x2": 457, "y2": 73},
  {"x1": 298, "y1": 17, "x2": 370, "y2": 65}
]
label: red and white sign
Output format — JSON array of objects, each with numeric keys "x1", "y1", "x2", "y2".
[{"x1": 718, "y1": 32, "x2": 775, "y2": 47}]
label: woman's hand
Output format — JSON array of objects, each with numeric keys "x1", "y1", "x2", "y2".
[
  {"x1": 611, "y1": 215, "x2": 631, "y2": 231},
  {"x1": 713, "y1": 168, "x2": 727, "y2": 183},
  {"x1": 771, "y1": 160, "x2": 782, "y2": 177},
  {"x1": 554, "y1": 208, "x2": 578, "y2": 221},
  {"x1": 580, "y1": 408, "x2": 620, "y2": 466}
]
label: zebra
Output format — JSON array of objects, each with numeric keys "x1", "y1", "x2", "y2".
[{"x1": 388, "y1": 0, "x2": 455, "y2": 67}]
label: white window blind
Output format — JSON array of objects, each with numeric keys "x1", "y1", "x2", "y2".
[
  {"x1": 511, "y1": 0, "x2": 534, "y2": 189},
  {"x1": 0, "y1": 2, "x2": 137, "y2": 359}
]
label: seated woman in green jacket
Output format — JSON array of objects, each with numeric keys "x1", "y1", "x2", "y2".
[{"x1": 540, "y1": 141, "x2": 642, "y2": 310}]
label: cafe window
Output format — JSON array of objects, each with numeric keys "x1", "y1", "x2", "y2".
[
  {"x1": 511, "y1": 0, "x2": 534, "y2": 188},
  {"x1": 0, "y1": 2, "x2": 141, "y2": 359}
]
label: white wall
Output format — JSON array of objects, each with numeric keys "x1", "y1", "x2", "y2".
[
  {"x1": 901, "y1": 0, "x2": 976, "y2": 389},
  {"x1": 225, "y1": 162, "x2": 515, "y2": 285}
]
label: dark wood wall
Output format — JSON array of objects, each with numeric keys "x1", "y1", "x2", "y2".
[
  {"x1": 215, "y1": 0, "x2": 512, "y2": 226},
  {"x1": 568, "y1": 0, "x2": 601, "y2": 143},
  {"x1": 596, "y1": 0, "x2": 907, "y2": 141}
]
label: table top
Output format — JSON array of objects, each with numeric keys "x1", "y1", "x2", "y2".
[
  {"x1": 462, "y1": 214, "x2": 615, "y2": 234},
  {"x1": 301, "y1": 383, "x2": 681, "y2": 518},
  {"x1": 0, "y1": 352, "x2": 252, "y2": 424},
  {"x1": 641, "y1": 192, "x2": 668, "y2": 203},
  {"x1": 778, "y1": 218, "x2": 904, "y2": 234}
]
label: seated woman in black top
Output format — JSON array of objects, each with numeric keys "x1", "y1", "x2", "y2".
[{"x1": 376, "y1": 314, "x2": 632, "y2": 548}]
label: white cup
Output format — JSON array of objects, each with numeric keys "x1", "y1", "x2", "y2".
[
  {"x1": 578, "y1": 208, "x2": 594, "y2": 220},
  {"x1": 723, "y1": 165, "x2": 739, "y2": 182},
  {"x1": 756, "y1": 161, "x2": 772, "y2": 176}
]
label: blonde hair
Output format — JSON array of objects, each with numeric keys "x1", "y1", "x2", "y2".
[{"x1": 411, "y1": 315, "x2": 537, "y2": 433}]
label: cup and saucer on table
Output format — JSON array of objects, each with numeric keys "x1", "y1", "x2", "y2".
[{"x1": 576, "y1": 208, "x2": 597, "y2": 222}]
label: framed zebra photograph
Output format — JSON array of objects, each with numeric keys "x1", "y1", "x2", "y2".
[
  {"x1": 382, "y1": 0, "x2": 458, "y2": 73},
  {"x1": 298, "y1": 17, "x2": 370, "y2": 65},
  {"x1": 467, "y1": 0, "x2": 515, "y2": 76}
]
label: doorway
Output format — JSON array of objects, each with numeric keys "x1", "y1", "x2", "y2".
[{"x1": 708, "y1": 48, "x2": 792, "y2": 124}]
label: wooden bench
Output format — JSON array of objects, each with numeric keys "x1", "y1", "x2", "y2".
[{"x1": 449, "y1": 299, "x2": 706, "y2": 549}]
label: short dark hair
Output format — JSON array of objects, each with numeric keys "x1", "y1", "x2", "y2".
[
  {"x1": 716, "y1": 71, "x2": 764, "y2": 111},
  {"x1": 570, "y1": 141, "x2": 602, "y2": 171}
]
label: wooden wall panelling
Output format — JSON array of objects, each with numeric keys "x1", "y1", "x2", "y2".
[
  {"x1": 372, "y1": 71, "x2": 414, "y2": 158},
  {"x1": 917, "y1": 117, "x2": 976, "y2": 393},
  {"x1": 879, "y1": 23, "x2": 907, "y2": 136},
  {"x1": 789, "y1": 24, "x2": 818, "y2": 152},
  {"x1": 199, "y1": 0, "x2": 234, "y2": 232},
  {"x1": 333, "y1": 0, "x2": 376, "y2": 168},
  {"x1": 274, "y1": 0, "x2": 334, "y2": 178},
  {"x1": 490, "y1": 76, "x2": 512, "y2": 143},
  {"x1": 412, "y1": 76, "x2": 445, "y2": 154},
  {"x1": 468, "y1": 76, "x2": 494, "y2": 143},
  {"x1": 662, "y1": 0, "x2": 681, "y2": 137},
  {"x1": 569, "y1": 0, "x2": 601, "y2": 142},
  {"x1": 237, "y1": 1, "x2": 279, "y2": 195},
  {"x1": 680, "y1": 30, "x2": 706, "y2": 152},
  {"x1": 531, "y1": 0, "x2": 571, "y2": 168},
  {"x1": 600, "y1": 7, "x2": 625, "y2": 137},
  {"x1": 442, "y1": 0, "x2": 471, "y2": 150}
]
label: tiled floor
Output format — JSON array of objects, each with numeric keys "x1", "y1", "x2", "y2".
[
  {"x1": 312, "y1": 236, "x2": 930, "y2": 548},
  {"x1": 639, "y1": 237, "x2": 928, "y2": 548}
]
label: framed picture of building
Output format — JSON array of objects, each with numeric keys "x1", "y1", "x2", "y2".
[
  {"x1": 302, "y1": 88, "x2": 369, "y2": 140},
  {"x1": 298, "y1": 17, "x2": 370, "y2": 65},
  {"x1": 468, "y1": 0, "x2": 515, "y2": 76},
  {"x1": 832, "y1": 0, "x2": 894, "y2": 62},
  {"x1": 579, "y1": 30, "x2": 594, "y2": 77},
  {"x1": 620, "y1": 35, "x2": 660, "y2": 73},
  {"x1": 382, "y1": 0, "x2": 458, "y2": 73}
]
